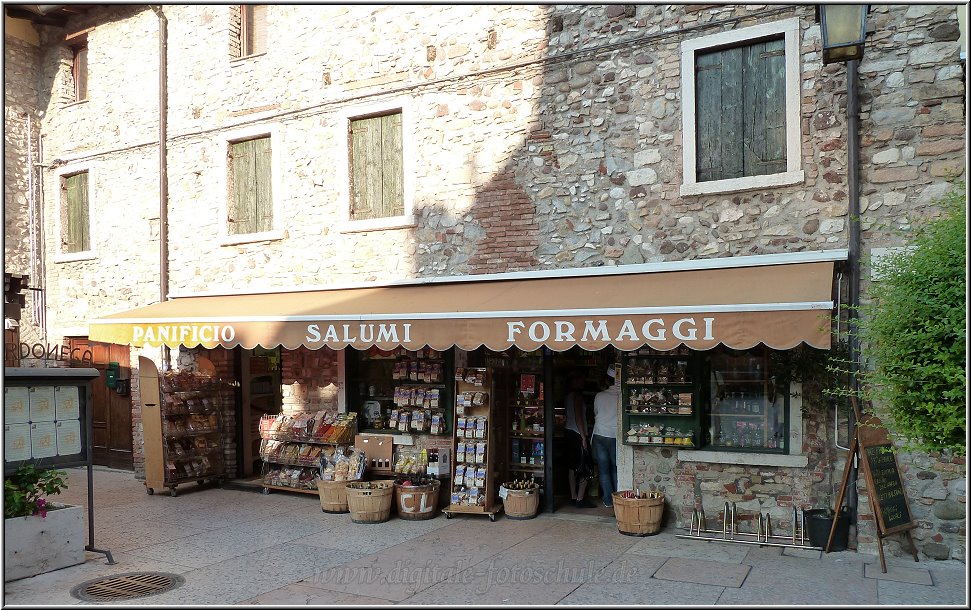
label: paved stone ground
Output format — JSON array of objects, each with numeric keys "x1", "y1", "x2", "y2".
[{"x1": 3, "y1": 467, "x2": 967, "y2": 606}]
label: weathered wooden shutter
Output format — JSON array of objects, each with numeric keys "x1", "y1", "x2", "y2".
[
  {"x1": 230, "y1": 140, "x2": 256, "y2": 234},
  {"x1": 74, "y1": 46, "x2": 88, "y2": 101},
  {"x1": 65, "y1": 172, "x2": 89, "y2": 252},
  {"x1": 381, "y1": 113, "x2": 404, "y2": 217},
  {"x1": 743, "y1": 39, "x2": 786, "y2": 176},
  {"x1": 253, "y1": 136, "x2": 273, "y2": 232},
  {"x1": 243, "y1": 5, "x2": 268, "y2": 56},
  {"x1": 696, "y1": 38, "x2": 786, "y2": 182},
  {"x1": 350, "y1": 113, "x2": 403, "y2": 220},
  {"x1": 350, "y1": 117, "x2": 380, "y2": 220}
]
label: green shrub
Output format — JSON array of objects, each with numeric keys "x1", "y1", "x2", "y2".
[
  {"x1": 4, "y1": 463, "x2": 68, "y2": 519},
  {"x1": 860, "y1": 183, "x2": 966, "y2": 455}
]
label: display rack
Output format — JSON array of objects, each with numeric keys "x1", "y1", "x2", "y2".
[
  {"x1": 350, "y1": 347, "x2": 452, "y2": 435},
  {"x1": 445, "y1": 366, "x2": 502, "y2": 521},
  {"x1": 709, "y1": 350, "x2": 783, "y2": 451},
  {"x1": 144, "y1": 370, "x2": 227, "y2": 497},
  {"x1": 258, "y1": 411, "x2": 358, "y2": 495},
  {"x1": 507, "y1": 370, "x2": 547, "y2": 487},
  {"x1": 621, "y1": 346, "x2": 701, "y2": 448}
]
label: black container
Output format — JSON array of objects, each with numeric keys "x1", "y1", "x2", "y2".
[{"x1": 804, "y1": 508, "x2": 850, "y2": 551}]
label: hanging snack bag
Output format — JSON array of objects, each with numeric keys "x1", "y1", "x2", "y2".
[{"x1": 456, "y1": 441, "x2": 467, "y2": 464}]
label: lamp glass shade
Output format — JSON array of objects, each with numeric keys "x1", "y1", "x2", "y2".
[{"x1": 820, "y1": 4, "x2": 867, "y2": 64}]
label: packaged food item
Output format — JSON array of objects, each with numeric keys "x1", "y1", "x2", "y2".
[
  {"x1": 430, "y1": 413, "x2": 443, "y2": 435},
  {"x1": 456, "y1": 416, "x2": 467, "y2": 438},
  {"x1": 456, "y1": 441, "x2": 467, "y2": 464},
  {"x1": 475, "y1": 417, "x2": 487, "y2": 439},
  {"x1": 475, "y1": 442, "x2": 486, "y2": 464},
  {"x1": 398, "y1": 411, "x2": 410, "y2": 432}
]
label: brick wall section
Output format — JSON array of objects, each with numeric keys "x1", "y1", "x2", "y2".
[
  {"x1": 468, "y1": 171, "x2": 539, "y2": 273},
  {"x1": 280, "y1": 347, "x2": 339, "y2": 414}
]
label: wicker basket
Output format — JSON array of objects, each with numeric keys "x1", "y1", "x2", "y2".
[
  {"x1": 501, "y1": 485, "x2": 540, "y2": 520},
  {"x1": 612, "y1": 491, "x2": 664, "y2": 536},
  {"x1": 345, "y1": 480, "x2": 394, "y2": 524},
  {"x1": 317, "y1": 478, "x2": 350, "y2": 514},
  {"x1": 393, "y1": 480, "x2": 441, "y2": 520}
]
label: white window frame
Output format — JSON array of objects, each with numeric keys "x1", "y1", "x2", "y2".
[
  {"x1": 680, "y1": 17, "x2": 805, "y2": 197},
  {"x1": 338, "y1": 98, "x2": 416, "y2": 233},
  {"x1": 217, "y1": 123, "x2": 286, "y2": 246},
  {"x1": 53, "y1": 162, "x2": 97, "y2": 263}
]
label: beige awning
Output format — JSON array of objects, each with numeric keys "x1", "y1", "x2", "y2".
[{"x1": 89, "y1": 254, "x2": 843, "y2": 352}]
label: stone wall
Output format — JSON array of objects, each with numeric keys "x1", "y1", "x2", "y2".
[
  {"x1": 21, "y1": 4, "x2": 965, "y2": 560},
  {"x1": 3, "y1": 20, "x2": 45, "y2": 348}
]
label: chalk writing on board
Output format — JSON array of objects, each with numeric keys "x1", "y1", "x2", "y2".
[{"x1": 864, "y1": 444, "x2": 912, "y2": 532}]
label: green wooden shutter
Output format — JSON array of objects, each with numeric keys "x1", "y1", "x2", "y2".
[
  {"x1": 351, "y1": 117, "x2": 381, "y2": 220},
  {"x1": 696, "y1": 38, "x2": 786, "y2": 182},
  {"x1": 381, "y1": 113, "x2": 404, "y2": 217},
  {"x1": 230, "y1": 139, "x2": 257, "y2": 234},
  {"x1": 254, "y1": 136, "x2": 273, "y2": 232},
  {"x1": 65, "y1": 172, "x2": 89, "y2": 253},
  {"x1": 743, "y1": 39, "x2": 786, "y2": 176}
]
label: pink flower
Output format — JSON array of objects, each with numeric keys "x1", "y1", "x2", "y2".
[{"x1": 36, "y1": 498, "x2": 47, "y2": 519}]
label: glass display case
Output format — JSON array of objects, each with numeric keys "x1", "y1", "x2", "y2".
[
  {"x1": 621, "y1": 346, "x2": 702, "y2": 447},
  {"x1": 708, "y1": 349, "x2": 786, "y2": 452}
]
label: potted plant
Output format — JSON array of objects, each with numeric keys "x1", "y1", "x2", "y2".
[{"x1": 4, "y1": 464, "x2": 86, "y2": 582}]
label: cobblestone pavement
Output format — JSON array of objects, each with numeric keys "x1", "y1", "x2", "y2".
[{"x1": 3, "y1": 468, "x2": 967, "y2": 606}]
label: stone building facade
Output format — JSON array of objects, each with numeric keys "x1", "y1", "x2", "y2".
[{"x1": 4, "y1": 4, "x2": 964, "y2": 560}]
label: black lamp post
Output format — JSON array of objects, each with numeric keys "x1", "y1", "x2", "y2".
[
  {"x1": 817, "y1": 3, "x2": 870, "y2": 550},
  {"x1": 819, "y1": 5, "x2": 869, "y2": 65}
]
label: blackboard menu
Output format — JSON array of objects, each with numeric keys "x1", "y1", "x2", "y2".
[{"x1": 863, "y1": 443, "x2": 914, "y2": 534}]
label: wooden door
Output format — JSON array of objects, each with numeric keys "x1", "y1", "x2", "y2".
[{"x1": 69, "y1": 338, "x2": 134, "y2": 470}]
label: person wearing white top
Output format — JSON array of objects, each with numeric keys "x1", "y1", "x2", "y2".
[{"x1": 592, "y1": 365, "x2": 620, "y2": 508}]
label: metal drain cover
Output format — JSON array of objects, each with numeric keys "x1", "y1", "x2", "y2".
[{"x1": 71, "y1": 571, "x2": 184, "y2": 602}]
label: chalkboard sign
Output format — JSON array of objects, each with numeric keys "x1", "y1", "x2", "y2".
[{"x1": 862, "y1": 443, "x2": 915, "y2": 535}]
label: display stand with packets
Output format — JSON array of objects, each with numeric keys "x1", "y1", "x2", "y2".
[
  {"x1": 444, "y1": 367, "x2": 502, "y2": 522},
  {"x1": 143, "y1": 369, "x2": 228, "y2": 497},
  {"x1": 258, "y1": 410, "x2": 359, "y2": 495}
]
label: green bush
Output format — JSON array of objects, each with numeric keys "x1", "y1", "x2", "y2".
[
  {"x1": 860, "y1": 183, "x2": 966, "y2": 455},
  {"x1": 4, "y1": 463, "x2": 68, "y2": 519}
]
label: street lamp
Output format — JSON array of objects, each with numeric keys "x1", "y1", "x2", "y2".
[
  {"x1": 817, "y1": 3, "x2": 870, "y2": 553},
  {"x1": 818, "y1": 5, "x2": 869, "y2": 65}
]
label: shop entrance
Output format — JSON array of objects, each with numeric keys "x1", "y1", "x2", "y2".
[
  {"x1": 471, "y1": 346, "x2": 616, "y2": 513},
  {"x1": 241, "y1": 347, "x2": 282, "y2": 477}
]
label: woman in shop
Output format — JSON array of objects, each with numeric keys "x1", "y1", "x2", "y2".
[
  {"x1": 592, "y1": 366, "x2": 619, "y2": 508},
  {"x1": 564, "y1": 371, "x2": 595, "y2": 508}
]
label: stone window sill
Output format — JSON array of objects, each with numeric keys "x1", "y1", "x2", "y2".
[
  {"x1": 680, "y1": 170, "x2": 805, "y2": 197},
  {"x1": 339, "y1": 215, "x2": 417, "y2": 234},
  {"x1": 678, "y1": 449, "x2": 809, "y2": 468},
  {"x1": 218, "y1": 229, "x2": 287, "y2": 246},
  {"x1": 54, "y1": 251, "x2": 97, "y2": 264}
]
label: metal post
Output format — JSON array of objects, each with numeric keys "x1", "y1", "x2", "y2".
[{"x1": 845, "y1": 57, "x2": 861, "y2": 533}]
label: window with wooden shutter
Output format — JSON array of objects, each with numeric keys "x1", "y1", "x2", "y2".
[
  {"x1": 72, "y1": 44, "x2": 88, "y2": 101},
  {"x1": 228, "y1": 136, "x2": 273, "y2": 235},
  {"x1": 241, "y1": 5, "x2": 267, "y2": 56},
  {"x1": 349, "y1": 112, "x2": 404, "y2": 221},
  {"x1": 695, "y1": 37, "x2": 786, "y2": 183},
  {"x1": 63, "y1": 172, "x2": 90, "y2": 253}
]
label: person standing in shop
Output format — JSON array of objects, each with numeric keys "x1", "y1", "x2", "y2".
[
  {"x1": 564, "y1": 371, "x2": 594, "y2": 508},
  {"x1": 592, "y1": 365, "x2": 620, "y2": 508}
]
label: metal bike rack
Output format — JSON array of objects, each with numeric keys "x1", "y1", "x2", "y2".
[{"x1": 676, "y1": 501, "x2": 822, "y2": 550}]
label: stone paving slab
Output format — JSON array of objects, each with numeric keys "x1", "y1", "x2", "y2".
[
  {"x1": 126, "y1": 513, "x2": 337, "y2": 568},
  {"x1": 560, "y1": 554, "x2": 725, "y2": 605},
  {"x1": 783, "y1": 547, "x2": 823, "y2": 559},
  {"x1": 628, "y1": 533, "x2": 751, "y2": 564},
  {"x1": 719, "y1": 553, "x2": 877, "y2": 606},
  {"x1": 653, "y1": 557, "x2": 751, "y2": 588},
  {"x1": 290, "y1": 513, "x2": 453, "y2": 554},
  {"x1": 125, "y1": 542, "x2": 365, "y2": 605},
  {"x1": 864, "y1": 562, "x2": 933, "y2": 585},
  {"x1": 239, "y1": 583, "x2": 394, "y2": 605}
]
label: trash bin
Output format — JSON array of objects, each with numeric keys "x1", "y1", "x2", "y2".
[{"x1": 804, "y1": 508, "x2": 850, "y2": 551}]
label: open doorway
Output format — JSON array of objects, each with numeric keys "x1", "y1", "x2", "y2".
[{"x1": 241, "y1": 346, "x2": 282, "y2": 477}]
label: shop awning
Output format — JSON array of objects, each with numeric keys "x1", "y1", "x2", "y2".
[{"x1": 88, "y1": 251, "x2": 845, "y2": 352}]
